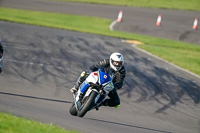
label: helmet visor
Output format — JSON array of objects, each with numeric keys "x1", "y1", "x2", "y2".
[{"x1": 111, "y1": 59, "x2": 123, "y2": 67}]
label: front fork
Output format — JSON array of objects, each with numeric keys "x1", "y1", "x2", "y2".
[
  {"x1": 73, "y1": 90, "x2": 82, "y2": 111},
  {"x1": 74, "y1": 88, "x2": 100, "y2": 111}
]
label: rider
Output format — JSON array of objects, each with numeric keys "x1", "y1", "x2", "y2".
[
  {"x1": 0, "y1": 39, "x2": 4, "y2": 73},
  {"x1": 70, "y1": 52, "x2": 126, "y2": 108}
]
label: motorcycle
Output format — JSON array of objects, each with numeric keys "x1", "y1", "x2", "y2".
[{"x1": 69, "y1": 67, "x2": 114, "y2": 117}]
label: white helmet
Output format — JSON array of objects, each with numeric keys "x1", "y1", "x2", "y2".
[{"x1": 110, "y1": 52, "x2": 124, "y2": 71}]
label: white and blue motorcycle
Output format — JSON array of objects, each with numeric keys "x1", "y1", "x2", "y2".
[{"x1": 69, "y1": 67, "x2": 114, "y2": 117}]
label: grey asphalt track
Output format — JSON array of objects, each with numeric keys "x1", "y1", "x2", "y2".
[
  {"x1": 0, "y1": 1, "x2": 200, "y2": 133},
  {"x1": 1, "y1": 0, "x2": 200, "y2": 45},
  {"x1": 1, "y1": 21, "x2": 200, "y2": 133}
]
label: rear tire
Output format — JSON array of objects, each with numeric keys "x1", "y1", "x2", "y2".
[
  {"x1": 69, "y1": 102, "x2": 77, "y2": 116},
  {"x1": 77, "y1": 91, "x2": 98, "y2": 117}
]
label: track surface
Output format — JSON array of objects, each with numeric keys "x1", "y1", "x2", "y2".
[
  {"x1": 1, "y1": 0, "x2": 200, "y2": 45},
  {"x1": 1, "y1": 21, "x2": 200, "y2": 133},
  {"x1": 0, "y1": 1, "x2": 200, "y2": 133}
]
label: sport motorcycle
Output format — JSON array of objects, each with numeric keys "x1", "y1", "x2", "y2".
[{"x1": 69, "y1": 67, "x2": 114, "y2": 117}]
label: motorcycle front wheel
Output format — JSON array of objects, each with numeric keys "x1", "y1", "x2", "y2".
[{"x1": 77, "y1": 91, "x2": 98, "y2": 117}]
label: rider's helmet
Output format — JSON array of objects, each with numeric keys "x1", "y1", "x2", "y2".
[{"x1": 110, "y1": 52, "x2": 124, "y2": 71}]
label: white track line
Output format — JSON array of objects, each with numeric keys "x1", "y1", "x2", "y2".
[
  {"x1": 129, "y1": 43, "x2": 200, "y2": 79},
  {"x1": 110, "y1": 20, "x2": 200, "y2": 79},
  {"x1": 109, "y1": 20, "x2": 118, "y2": 31}
]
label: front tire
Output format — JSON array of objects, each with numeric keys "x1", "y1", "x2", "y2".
[{"x1": 77, "y1": 91, "x2": 98, "y2": 117}]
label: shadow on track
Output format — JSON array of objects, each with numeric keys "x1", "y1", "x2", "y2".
[{"x1": 86, "y1": 117, "x2": 171, "y2": 133}]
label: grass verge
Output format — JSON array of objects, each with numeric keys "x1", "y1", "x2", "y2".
[
  {"x1": 58, "y1": 0, "x2": 200, "y2": 11},
  {"x1": 0, "y1": 7, "x2": 200, "y2": 76},
  {"x1": 0, "y1": 112, "x2": 79, "y2": 133}
]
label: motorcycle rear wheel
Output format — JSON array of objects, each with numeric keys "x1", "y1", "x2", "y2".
[{"x1": 69, "y1": 102, "x2": 77, "y2": 116}]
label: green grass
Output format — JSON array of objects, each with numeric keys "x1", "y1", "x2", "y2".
[
  {"x1": 0, "y1": 8, "x2": 111, "y2": 33},
  {"x1": 59, "y1": 0, "x2": 200, "y2": 11},
  {"x1": 0, "y1": 112, "x2": 79, "y2": 133},
  {"x1": 0, "y1": 7, "x2": 200, "y2": 76}
]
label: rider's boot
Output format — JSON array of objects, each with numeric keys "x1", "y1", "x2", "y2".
[
  {"x1": 70, "y1": 84, "x2": 79, "y2": 94},
  {"x1": 70, "y1": 71, "x2": 87, "y2": 94}
]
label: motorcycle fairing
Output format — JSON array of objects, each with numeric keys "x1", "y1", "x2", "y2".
[
  {"x1": 80, "y1": 68, "x2": 114, "y2": 95},
  {"x1": 98, "y1": 69, "x2": 112, "y2": 85},
  {"x1": 79, "y1": 81, "x2": 90, "y2": 93}
]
